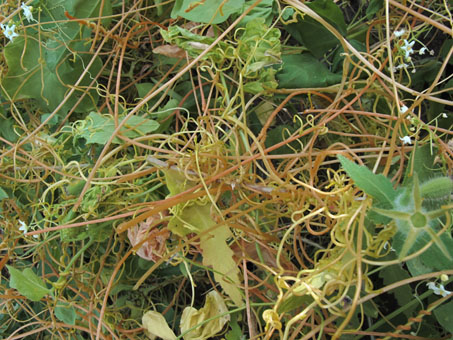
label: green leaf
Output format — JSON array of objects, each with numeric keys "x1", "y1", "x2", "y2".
[
  {"x1": 307, "y1": 0, "x2": 347, "y2": 35},
  {"x1": 0, "y1": 187, "x2": 8, "y2": 200},
  {"x1": 277, "y1": 54, "x2": 342, "y2": 88},
  {"x1": 284, "y1": 0, "x2": 346, "y2": 57},
  {"x1": 2, "y1": 36, "x2": 102, "y2": 114},
  {"x1": 433, "y1": 301, "x2": 453, "y2": 333},
  {"x1": 378, "y1": 265, "x2": 416, "y2": 317},
  {"x1": 440, "y1": 39, "x2": 453, "y2": 65},
  {"x1": 238, "y1": 0, "x2": 275, "y2": 27},
  {"x1": 225, "y1": 314, "x2": 243, "y2": 340},
  {"x1": 164, "y1": 169, "x2": 243, "y2": 306},
  {"x1": 55, "y1": 302, "x2": 77, "y2": 325},
  {"x1": 180, "y1": 291, "x2": 230, "y2": 340},
  {"x1": 237, "y1": 18, "x2": 281, "y2": 94},
  {"x1": 0, "y1": 118, "x2": 19, "y2": 143},
  {"x1": 403, "y1": 143, "x2": 438, "y2": 186},
  {"x1": 366, "y1": 0, "x2": 384, "y2": 19},
  {"x1": 41, "y1": 0, "x2": 112, "y2": 71},
  {"x1": 7, "y1": 265, "x2": 51, "y2": 301},
  {"x1": 78, "y1": 112, "x2": 159, "y2": 145},
  {"x1": 171, "y1": 0, "x2": 245, "y2": 24},
  {"x1": 338, "y1": 155, "x2": 397, "y2": 206},
  {"x1": 142, "y1": 310, "x2": 177, "y2": 340}
]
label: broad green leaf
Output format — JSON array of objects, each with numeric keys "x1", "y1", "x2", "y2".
[
  {"x1": 238, "y1": 0, "x2": 275, "y2": 27},
  {"x1": 440, "y1": 39, "x2": 453, "y2": 65},
  {"x1": 0, "y1": 187, "x2": 8, "y2": 200},
  {"x1": 338, "y1": 155, "x2": 397, "y2": 206},
  {"x1": 366, "y1": 0, "x2": 384, "y2": 19},
  {"x1": 55, "y1": 302, "x2": 77, "y2": 325},
  {"x1": 406, "y1": 255, "x2": 432, "y2": 276},
  {"x1": 2, "y1": 36, "x2": 102, "y2": 114},
  {"x1": 171, "y1": 0, "x2": 244, "y2": 24},
  {"x1": 224, "y1": 314, "x2": 243, "y2": 340},
  {"x1": 306, "y1": 0, "x2": 347, "y2": 35},
  {"x1": 0, "y1": 118, "x2": 19, "y2": 143},
  {"x1": 284, "y1": 0, "x2": 346, "y2": 57},
  {"x1": 165, "y1": 169, "x2": 243, "y2": 305},
  {"x1": 433, "y1": 301, "x2": 453, "y2": 333},
  {"x1": 41, "y1": 0, "x2": 112, "y2": 70},
  {"x1": 264, "y1": 125, "x2": 301, "y2": 155},
  {"x1": 403, "y1": 143, "x2": 439, "y2": 186},
  {"x1": 7, "y1": 265, "x2": 51, "y2": 301},
  {"x1": 180, "y1": 291, "x2": 230, "y2": 340},
  {"x1": 378, "y1": 265, "x2": 416, "y2": 317},
  {"x1": 392, "y1": 222, "x2": 453, "y2": 267},
  {"x1": 277, "y1": 54, "x2": 342, "y2": 88},
  {"x1": 142, "y1": 310, "x2": 177, "y2": 340},
  {"x1": 78, "y1": 112, "x2": 159, "y2": 145}
]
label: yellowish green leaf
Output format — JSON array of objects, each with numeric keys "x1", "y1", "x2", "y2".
[
  {"x1": 142, "y1": 310, "x2": 177, "y2": 340},
  {"x1": 180, "y1": 291, "x2": 230, "y2": 340},
  {"x1": 164, "y1": 169, "x2": 243, "y2": 305}
]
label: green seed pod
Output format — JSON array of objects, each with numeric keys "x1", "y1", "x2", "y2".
[{"x1": 420, "y1": 176, "x2": 453, "y2": 200}]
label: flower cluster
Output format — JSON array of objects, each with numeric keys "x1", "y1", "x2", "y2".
[
  {"x1": 1, "y1": 2, "x2": 34, "y2": 42},
  {"x1": 391, "y1": 28, "x2": 434, "y2": 74}
]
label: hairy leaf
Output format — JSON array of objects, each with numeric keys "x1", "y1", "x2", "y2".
[{"x1": 338, "y1": 155, "x2": 397, "y2": 206}]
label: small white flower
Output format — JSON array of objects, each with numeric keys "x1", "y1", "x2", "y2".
[
  {"x1": 400, "y1": 105, "x2": 409, "y2": 114},
  {"x1": 429, "y1": 49, "x2": 435, "y2": 56},
  {"x1": 399, "y1": 136, "x2": 412, "y2": 145},
  {"x1": 394, "y1": 29, "x2": 406, "y2": 37},
  {"x1": 18, "y1": 220, "x2": 39, "y2": 238},
  {"x1": 419, "y1": 47, "x2": 427, "y2": 55},
  {"x1": 427, "y1": 282, "x2": 452, "y2": 297},
  {"x1": 411, "y1": 68, "x2": 416, "y2": 73},
  {"x1": 396, "y1": 63, "x2": 408, "y2": 70},
  {"x1": 1, "y1": 23, "x2": 19, "y2": 41},
  {"x1": 21, "y1": 2, "x2": 34, "y2": 22},
  {"x1": 18, "y1": 220, "x2": 27, "y2": 233},
  {"x1": 402, "y1": 39, "x2": 415, "y2": 60},
  {"x1": 441, "y1": 113, "x2": 448, "y2": 118}
]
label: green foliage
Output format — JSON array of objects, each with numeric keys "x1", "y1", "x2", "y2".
[
  {"x1": 171, "y1": 0, "x2": 245, "y2": 24},
  {"x1": 2, "y1": 37, "x2": 102, "y2": 114},
  {"x1": 76, "y1": 112, "x2": 159, "y2": 145},
  {"x1": 284, "y1": 0, "x2": 346, "y2": 57},
  {"x1": 2, "y1": 0, "x2": 453, "y2": 339},
  {"x1": 164, "y1": 169, "x2": 243, "y2": 306},
  {"x1": 338, "y1": 155, "x2": 397, "y2": 207},
  {"x1": 339, "y1": 155, "x2": 453, "y2": 264},
  {"x1": 277, "y1": 54, "x2": 342, "y2": 88},
  {"x1": 433, "y1": 301, "x2": 453, "y2": 333},
  {"x1": 7, "y1": 265, "x2": 52, "y2": 301},
  {"x1": 55, "y1": 302, "x2": 77, "y2": 325}
]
